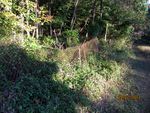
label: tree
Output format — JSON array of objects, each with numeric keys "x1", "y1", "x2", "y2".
[{"x1": 0, "y1": 0, "x2": 147, "y2": 46}]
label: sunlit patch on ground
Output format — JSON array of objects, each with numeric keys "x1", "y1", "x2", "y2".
[{"x1": 137, "y1": 45, "x2": 150, "y2": 53}]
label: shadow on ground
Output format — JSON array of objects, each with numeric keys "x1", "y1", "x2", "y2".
[
  {"x1": 0, "y1": 44, "x2": 90, "y2": 113},
  {"x1": 0, "y1": 40, "x2": 149, "y2": 113},
  {"x1": 128, "y1": 39, "x2": 150, "y2": 113},
  {"x1": 91, "y1": 38, "x2": 150, "y2": 113}
]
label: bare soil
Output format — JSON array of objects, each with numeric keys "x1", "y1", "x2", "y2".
[{"x1": 130, "y1": 40, "x2": 150, "y2": 113}]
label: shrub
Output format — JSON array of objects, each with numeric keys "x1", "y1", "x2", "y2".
[
  {"x1": 41, "y1": 36, "x2": 56, "y2": 47},
  {"x1": 2, "y1": 76, "x2": 79, "y2": 113},
  {"x1": 0, "y1": 43, "x2": 90, "y2": 113},
  {"x1": 57, "y1": 53, "x2": 121, "y2": 101},
  {"x1": 0, "y1": 12, "x2": 17, "y2": 38},
  {"x1": 22, "y1": 36, "x2": 49, "y2": 60},
  {"x1": 0, "y1": 44, "x2": 58, "y2": 81},
  {"x1": 23, "y1": 36, "x2": 42, "y2": 51},
  {"x1": 63, "y1": 29, "x2": 79, "y2": 47}
]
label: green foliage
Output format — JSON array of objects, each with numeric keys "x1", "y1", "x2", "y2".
[
  {"x1": 119, "y1": 25, "x2": 134, "y2": 38},
  {"x1": 0, "y1": 12, "x2": 17, "y2": 38},
  {"x1": 0, "y1": 43, "x2": 90, "y2": 113},
  {"x1": 57, "y1": 53, "x2": 121, "y2": 101},
  {"x1": 99, "y1": 37, "x2": 133, "y2": 63},
  {"x1": 22, "y1": 36, "x2": 43, "y2": 59},
  {"x1": 101, "y1": 0, "x2": 145, "y2": 40},
  {"x1": 88, "y1": 54, "x2": 121, "y2": 80},
  {"x1": 41, "y1": 36, "x2": 56, "y2": 47},
  {"x1": 4, "y1": 76, "x2": 78, "y2": 113},
  {"x1": 0, "y1": 44, "x2": 58, "y2": 81},
  {"x1": 63, "y1": 30, "x2": 79, "y2": 47},
  {"x1": 0, "y1": 0, "x2": 147, "y2": 112},
  {"x1": 88, "y1": 22, "x2": 103, "y2": 37}
]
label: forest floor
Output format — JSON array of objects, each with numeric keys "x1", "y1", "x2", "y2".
[{"x1": 129, "y1": 39, "x2": 150, "y2": 113}]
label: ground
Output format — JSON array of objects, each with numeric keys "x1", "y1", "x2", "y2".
[{"x1": 130, "y1": 39, "x2": 150, "y2": 113}]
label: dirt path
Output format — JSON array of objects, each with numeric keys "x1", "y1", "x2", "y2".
[{"x1": 130, "y1": 41, "x2": 150, "y2": 113}]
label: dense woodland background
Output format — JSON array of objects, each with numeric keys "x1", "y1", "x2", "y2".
[{"x1": 0, "y1": 0, "x2": 149, "y2": 113}]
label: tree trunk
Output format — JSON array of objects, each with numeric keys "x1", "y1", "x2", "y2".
[
  {"x1": 78, "y1": 46, "x2": 82, "y2": 65},
  {"x1": 20, "y1": 14, "x2": 24, "y2": 43},
  {"x1": 26, "y1": 0, "x2": 30, "y2": 37},
  {"x1": 71, "y1": 0, "x2": 79, "y2": 30},
  {"x1": 48, "y1": 0, "x2": 53, "y2": 36},
  {"x1": 100, "y1": 0, "x2": 103, "y2": 19},
  {"x1": 35, "y1": 0, "x2": 39, "y2": 39},
  {"x1": 59, "y1": 22, "x2": 64, "y2": 36},
  {"x1": 104, "y1": 23, "x2": 108, "y2": 42},
  {"x1": 92, "y1": 0, "x2": 97, "y2": 24}
]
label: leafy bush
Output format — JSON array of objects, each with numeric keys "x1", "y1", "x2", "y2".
[
  {"x1": 0, "y1": 12, "x2": 17, "y2": 38},
  {"x1": 63, "y1": 30, "x2": 79, "y2": 47},
  {"x1": 99, "y1": 37, "x2": 133, "y2": 63},
  {"x1": 0, "y1": 44, "x2": 58, "y2": 81},
  {"x1": 22, "y1": 36, "x2": 48, "y2": 60},
  {"x1": 119, "y1": 25, "x2": 134, "y2": 39},
  {"x1": 41, "y1": 36, "x2": 56, "y2": 47},
  {"x1": 2, "y1": 76, "x2": 79, "y2": 113},
  {"x1": 23, "y1": 36, "x2": 42, "y2": 51},
  {"x1": 0, "y1": 43, "x2": 91, "y2": 113},
  {"x1": 57, "y1": 53, "x2": 121, "y2": 101}
]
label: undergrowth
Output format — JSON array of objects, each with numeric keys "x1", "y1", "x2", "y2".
[{"x1": 0, "y1": 36, "x2": 138, "y2": 113}]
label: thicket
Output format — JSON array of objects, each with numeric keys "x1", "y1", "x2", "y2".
[{"x1": 0, "y1": 0, "x2": 147, "y2": 113}]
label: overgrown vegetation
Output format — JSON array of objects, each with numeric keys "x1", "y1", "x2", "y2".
[{"x1": 0, "y1": 0, "x2": 148, "y2": 113}]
